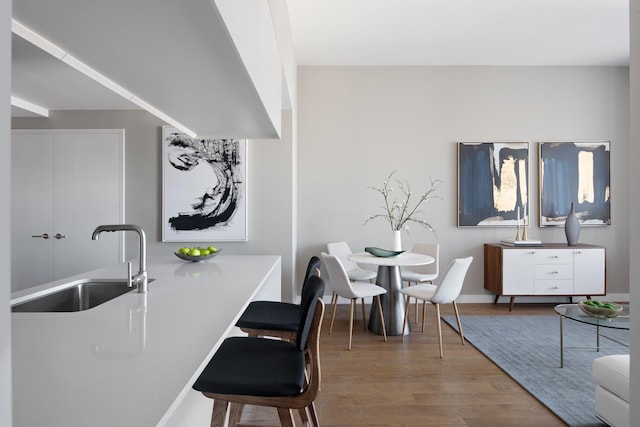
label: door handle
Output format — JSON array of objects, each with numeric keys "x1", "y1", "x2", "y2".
[
  {"x1": 54, "y1": 233, "x2": 68, "y2": 240},
  {"x1": 32, "y1": 233, "x2": 50, "y2": 239}
]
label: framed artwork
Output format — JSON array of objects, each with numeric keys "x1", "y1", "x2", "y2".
[
  {"x1": 539, "y1": 141, "x2": 610, "y2": 226},
  {"x1": 162, "y1": 126, "x2": 248, "y2": 242},
  {"x1": 458, "y1": 141, "x2": 530, "y2": 227}
]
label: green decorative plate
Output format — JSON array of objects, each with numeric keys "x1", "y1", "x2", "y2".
[{"x1": 365, "y1": 247, "x2": 404, "y2": 257}]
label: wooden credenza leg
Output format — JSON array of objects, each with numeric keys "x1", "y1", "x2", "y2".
[
  {"x1": 494, "y1": 295, "x2": 499, "y2": 304},
  {"x1": 509, "y1": 297, "x2": 515, "y2": 312}
]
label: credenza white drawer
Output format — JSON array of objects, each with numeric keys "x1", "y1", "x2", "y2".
[
  {"x1": 534, "y1": 250, "x2": 573, "y2": 264},
  {"x1": 535, "y1": 280, "x2": 573, "y2": 294},
  {"x1": 534, "y1": 264, "x2": 574, "y2": 280}
]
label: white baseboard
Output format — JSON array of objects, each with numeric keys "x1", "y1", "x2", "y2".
[
  {"x1": 456, "y1": 293, "x2": 630, "y2": 304},
  {"x1": 323, "y1": 293, "x2": 630, "y2": 305}
]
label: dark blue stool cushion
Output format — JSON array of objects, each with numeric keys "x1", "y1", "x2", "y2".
[
  {"x1": 193, "y1": 336, "x2": 305, "y2": 397},
  {"x1": 235, "y1": 301, "x2": 300, "y2": 331}
]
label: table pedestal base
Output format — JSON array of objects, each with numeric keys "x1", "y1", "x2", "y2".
[{"x1": 368, "y1": 265, "x2": 410, "y2": 336}]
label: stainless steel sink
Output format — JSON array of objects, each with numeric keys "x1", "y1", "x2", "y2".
[{"x1": 11, "y1": 279, "x2": 154, "y2": 313}]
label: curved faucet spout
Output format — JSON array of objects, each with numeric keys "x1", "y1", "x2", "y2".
[{"x1": 92, "y1": 224, "x2": 148, "y2": 293}]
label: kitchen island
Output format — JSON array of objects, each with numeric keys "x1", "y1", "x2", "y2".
[{"x1": 11, "y1": 255, "x2": 281, "y2": 427}]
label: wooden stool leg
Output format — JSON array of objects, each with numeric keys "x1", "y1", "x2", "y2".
[
  {"x1": 277, "y1": 407, "x2": 296, "y2": 427},
  {"x1": 308, "y1": 402, "x2": 320, "y2": 427},
  {"x1": 210, "y1": 399, "x2": 229, "y2": 427},
  {"x1": 298, "y1": 407, "x2": 309, "y2": 425},
  {"x1": 361, "y1": 298, "x2": 366, "y2": 330},
  {"x1": 228, "y1": 403, "x2": 244, "y2": 426}
]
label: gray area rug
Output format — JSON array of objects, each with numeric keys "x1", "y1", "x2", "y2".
[{"x1": 442, "y1": 315, "x2": 629, "y2": 427}]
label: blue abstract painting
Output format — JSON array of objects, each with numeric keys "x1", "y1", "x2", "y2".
[
  {"x1": 458, "y1": 142, "x2": 529, "y2": 227},
  {"x1": 539, "y1": 141, "x2": 610, "y2": 226}
]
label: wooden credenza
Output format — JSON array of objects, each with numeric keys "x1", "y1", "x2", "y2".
[{"x1": 484, "y1": 243, "x2": 606, "y2": 311}]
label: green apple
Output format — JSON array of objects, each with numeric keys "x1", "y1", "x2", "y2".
[
  {"x1": 189, "y1": 248, "x2": 201, "y2": 257},
  {"x1": 207, "y1": 245, "x2": 218, "y2": 253},
  {"x1": 200, "y1": 249, "x2": 211, "y2": 256},
  {"x1": 178, "y1": 247, "x2": 190, "y2": 254}
]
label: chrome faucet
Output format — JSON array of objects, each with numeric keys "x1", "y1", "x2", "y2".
[{"x1": 92, "y1": 224, "x2": 149, "y2": 293}]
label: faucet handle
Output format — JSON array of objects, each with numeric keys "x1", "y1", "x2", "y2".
[{"x1": 127, "y1": 262, "x2": 133, "y2": 288}]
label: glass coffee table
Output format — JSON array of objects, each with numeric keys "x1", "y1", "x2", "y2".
[{"x1": 554, "y1": 303, "x2": 630, "y2": 368}]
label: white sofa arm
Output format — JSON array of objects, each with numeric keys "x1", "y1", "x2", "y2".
[{"x1": 593, "y1": 354, "x2": 630, "y2": 427}]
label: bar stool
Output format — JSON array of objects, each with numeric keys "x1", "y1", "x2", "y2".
[
  {"x1": 193, "y1": 276, "x2": 325, "y2": 426},
  {"x1": 235, "y1": 256, "x2": 321, "y2": 341}
]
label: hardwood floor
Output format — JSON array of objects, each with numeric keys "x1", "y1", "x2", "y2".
[{"x1": 231, "y1": 302, "x2": 568, "y2": 426}]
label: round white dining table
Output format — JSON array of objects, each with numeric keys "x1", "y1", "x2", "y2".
[{"x1": 348, "y1": 251, "x2": 434, "y2": 336}]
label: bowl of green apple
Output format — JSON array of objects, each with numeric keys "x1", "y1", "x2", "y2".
[
  {"x1": 578, "y1": 300, "x2": 623, "y2": 318},
  {"x1": 175, "y1": 245, "x2": 220, "y2": 262}
]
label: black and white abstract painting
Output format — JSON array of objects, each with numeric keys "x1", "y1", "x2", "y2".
[
  {"x1": 458, "y1": 142, "x2": 530, "y2": 227},
  {"x1": 162, "y1": 126, "x2": 247, "y2": 242},
  {"x1": 539, "y1": 141, "x2": 610, "y2": 226}
]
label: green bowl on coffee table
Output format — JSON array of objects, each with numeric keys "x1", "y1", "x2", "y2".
[{"x1": 578, "y1": 300, "x2": 623, "y2": 318}]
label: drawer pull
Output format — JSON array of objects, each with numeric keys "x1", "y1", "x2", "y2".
[
  {"x1": 552, "y1": 285, "x2": 559, "y2": 289},
  {"x1": 552, "y1": 255, "x2": 559, "y2": 259}
]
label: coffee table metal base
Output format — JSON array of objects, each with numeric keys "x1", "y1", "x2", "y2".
[{"x1": 558, "y1": 312, "x2": 629, "y2": 368}]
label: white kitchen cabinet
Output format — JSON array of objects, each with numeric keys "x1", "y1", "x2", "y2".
[
  {"x1": 484, "y1": 243, "x2": 606, "y2": 311},
  {"x1": 11, "y1": 130, "x2": 124, "y2": 292}
]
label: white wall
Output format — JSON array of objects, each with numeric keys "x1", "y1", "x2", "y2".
[
  {"x1": 12, "y1": 109, "x2": 298, "y2": 302},
  {"x1": 297, "y1": 66, "x2": 630, "y2": 301},
  {"x1": 629, "y1": 0, "x2": 640, "y2": 421},
  {"x1": 1, "y1": 0, "x2": 12, "y2": 424}
]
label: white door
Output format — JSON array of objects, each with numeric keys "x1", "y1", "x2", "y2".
[
  {"x1": 11, "y1": 130, "x2": 124, "y2": 292},
  {"x1": 11, "y1": 133, "x2": 55, "y2": 289}
]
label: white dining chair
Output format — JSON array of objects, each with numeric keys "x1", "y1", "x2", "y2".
[
  {"x1": 320, "y1": 252, "x2": 387, "y2": 350},
  {"x1": 327, "y1": 241, "x2": 377, "y2": 315},
  {"x1": 399, "y1": 256, "x2": 473, "y2": 358},
  {"x1": 327, "y1": 241, "x2": 377, "y2": 281},
  {"x1": 401, "y1": 242, "x2": 439, "y2": 322}
]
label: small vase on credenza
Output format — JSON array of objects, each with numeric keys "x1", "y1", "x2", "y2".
[{"x1": 564, "y1": 202, "x2": 581, "y2": 246}]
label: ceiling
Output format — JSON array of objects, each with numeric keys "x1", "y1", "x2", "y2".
[
  {"x1": 11, "y1": 0, "x2": 630, "y2": 118},
  {"x1": 287, "y1": 0, "x2": 629, "y2": 66}
]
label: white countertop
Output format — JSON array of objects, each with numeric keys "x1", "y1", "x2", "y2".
[{"x1": 11, "y1": 255, "x2": 281, "y2": 427}]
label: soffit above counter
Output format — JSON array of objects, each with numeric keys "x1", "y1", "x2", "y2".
[{"x1": 12, "y1": 0, "x2": 283, "y2": 139}]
